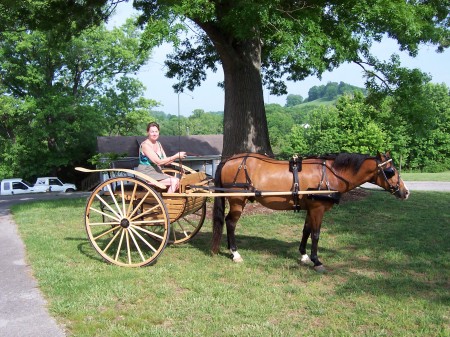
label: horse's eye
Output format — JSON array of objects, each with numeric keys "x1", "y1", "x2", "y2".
[{"x1": 384, "y1": 168, "x2": 395, "y2": 179}]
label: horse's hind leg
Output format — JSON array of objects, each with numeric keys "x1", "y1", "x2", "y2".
[
  {"x1": 225, "y1": 197, "x2": 246, "y2": 262},
  {"x1": 299, "y1": 215, "x2": 313, "y2": 266}
]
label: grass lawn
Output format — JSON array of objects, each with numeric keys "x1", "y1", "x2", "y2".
[
  {"x1": 12, "y1": 191, "x2": 450, "y2": 336},
  {"x1": 401, "y1": 171, "x2": 450, "y2": 182}
]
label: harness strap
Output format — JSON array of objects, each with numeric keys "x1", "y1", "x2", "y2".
[
  {"x1": 290, "y1": 155, "x2": 301, "y2": 212},
  {"x1": 226, "y1": 155, "x2": 256, "y2": 191},
  {"x1": 318, "y1": 161, "x2": 330, "y2": 191}
]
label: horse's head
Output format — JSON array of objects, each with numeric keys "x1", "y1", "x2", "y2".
[{"x1": 373, "y1": 152, "x2": 410, "y2": 199}]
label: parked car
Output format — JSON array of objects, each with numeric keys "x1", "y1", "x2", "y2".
[
  {"x1": 0, "y1": 178, "x2": 49, "y2": 195},
  {"x1": 35, "y1": 177, "x2": 77, "y2": 192}
]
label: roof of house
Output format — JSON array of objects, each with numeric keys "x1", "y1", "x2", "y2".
[{"x1": 97, "y1": 135, "x2": 223, "y2": 157}]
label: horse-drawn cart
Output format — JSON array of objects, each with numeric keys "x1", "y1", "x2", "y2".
[{"x1": 76, "y1": 159, "x2": 339, "y2": 268}]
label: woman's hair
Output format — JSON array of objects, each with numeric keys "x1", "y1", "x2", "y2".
[{"x1": 147, "y1": 121, "x2": 160, "y2": 131}]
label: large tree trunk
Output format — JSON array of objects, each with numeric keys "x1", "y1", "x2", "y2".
[
  {"x1": 221, "y1": 43, "x2": 273, "y2": 157},
  {"x1": 200, "y1": 24, "x2": 273, "y2": 158}
]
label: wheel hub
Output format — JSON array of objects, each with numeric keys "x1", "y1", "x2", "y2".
[{"x1": 120, "y1": 218, "x2": 130, "y2": 228}]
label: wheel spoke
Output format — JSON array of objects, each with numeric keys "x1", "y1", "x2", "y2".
[
  {"x1": 88, "y1": 205, "x2": 119, "y2": 222},
  {"x1": 129, "y1": 226, "x2": 158, "y2": 253},
  {"x1": 102, "y1": 228, "x2": 123, "y2": 253},
  {"x1": 125, "y1": 229, "x2": 131, "y2": 265},
  {"x1": 95, "y1": 193, "x2": 121, "y2": 219},
  {"x1": 106, "y1": 183, "x2": 124, "y2": 218},
  {"x1": 169, "y1": 203, "x2": 206, "y2": 244},
  {"x1": 115, "y1": 229, "x2": 126, "y2": 261},
  {"x1": 120, "y1": 181, "x2": 127, "y2": 216},
  {"x1": 129, "y1": 204, "x2": 161, "y2": 222},
  {"x1": 132, "y1": 224, "x2": 165, "y2": 241},
  {"x1": 128, "y1": 228, "x2": 146, "y2": 262},
  {"x1": 173, "y1": 221, "x2": 189, "y2": 239},
  {"x1": 126, "y1": 182, "x2": 139, "y2": 217},
  {"x1": 93, "y1": 226, "x2": 119, "y2": 240},
  {"x1": 129, "y1": 190, "x2": 152, "y2": 219}
]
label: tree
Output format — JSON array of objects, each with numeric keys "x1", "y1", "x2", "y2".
[
  {"x1": 0, "y1": 20, "x2": 153, "y2": 179},
  {"x1": 134, "y1": 0, "x2": 448, "y2": 157},
  {"x1": 285, "y1": 94, "x2": 303, "y2": 107},
  {"x1": 0, "y1": 0, "x2": 115, "y2": 37},
  {"x1": 388, "y1": 82, "x2": 450, "y2": 171},
  {"x1": 187, "y1": 109, "x2": 223, "y2": 135}
]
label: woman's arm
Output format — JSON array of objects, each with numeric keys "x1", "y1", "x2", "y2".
[{"x1": 141, "y1": 141, "x2": 186, "y2": 166}]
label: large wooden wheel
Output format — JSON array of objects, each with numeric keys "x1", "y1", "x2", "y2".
[
  {"x1": 85, "y1": 176, "x2": 170, "y2": 267},
  {"x1": 170, "y1": 201, "x2": 206, "y2": 244}
]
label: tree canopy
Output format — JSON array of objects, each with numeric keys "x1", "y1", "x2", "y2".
[
  {"x1": 134, "y1": 0, "x2": 449, "y2": 156},
  {"x1": 0, "y1": 20, "x2": 156, "y2": 180},
  {"x1": 0, "y1": 0, "x2": 119, "y2": 42}
]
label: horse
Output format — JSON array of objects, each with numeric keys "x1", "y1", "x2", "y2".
[{"x1": 211, "y1": 152, "x2": 410, "y2": 272}]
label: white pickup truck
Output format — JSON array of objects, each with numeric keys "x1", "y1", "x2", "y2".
[
  {"x1": 35, "y1": 177, "x2": 77, "y2": 192},
  {"x1": 0, "y1": 178, "x2": 49, "y2": 195}
]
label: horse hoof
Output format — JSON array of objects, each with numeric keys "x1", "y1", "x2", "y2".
[
  {"x1": 299, "y1": 254, "x2": 313, "y2": 266},
  {"x1": 230, "y1": 250, "x2": 243, "y2": 263},
  {"x1": 233, "y1": 256, "x2": 244, "y2": 263},
  {"x1": 314, "y1": 265, "x2": 326, "y2": 273}
]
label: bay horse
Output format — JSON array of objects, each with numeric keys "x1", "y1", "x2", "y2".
[{"x1": 211, "y1": 152, "x2": 410, "y2": 272}]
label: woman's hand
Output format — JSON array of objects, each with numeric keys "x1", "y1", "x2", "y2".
[{"x1": 174, "y1": 152, "x2": 187, "y2": 159}]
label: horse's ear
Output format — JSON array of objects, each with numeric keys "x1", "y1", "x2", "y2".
[
  {"x1": 376, "y1": 151, "x2": 383, "y2": 159},
  {"x1": 386, "y1": 150, "x2": 391, "y2": 157}
]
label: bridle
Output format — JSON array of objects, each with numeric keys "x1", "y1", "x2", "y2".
[{"x1": 376, "y1": 158, "x2": 401, "y2": 195}]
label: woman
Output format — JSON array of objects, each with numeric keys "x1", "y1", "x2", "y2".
[{"x1": 137, "y1": 122, "x2": 186, "y2": 192}]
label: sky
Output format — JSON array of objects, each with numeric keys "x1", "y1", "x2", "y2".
[{"x1": 108, "y1": 3, "x2": 450, "y2": 117}]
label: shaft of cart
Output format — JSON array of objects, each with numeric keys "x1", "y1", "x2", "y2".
[{"x1": 162, "y1": 190, "x2": 338, "y2": 198}]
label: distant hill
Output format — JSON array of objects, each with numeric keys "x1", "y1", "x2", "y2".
[
  {"x1": 285, "y1": 81, "x2": 366, "y2": 108},
  {"x1": 304, "y1": 81, "x2": 366, "y2": 102}
]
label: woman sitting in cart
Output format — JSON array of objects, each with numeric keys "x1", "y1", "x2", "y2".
[{"x1": 137, "y1": 122, "x2": 186, "y2": 192}]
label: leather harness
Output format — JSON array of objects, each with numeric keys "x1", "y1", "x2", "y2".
[{"x1": 220, "y1": 154, "x2": 340, "y2": 210}]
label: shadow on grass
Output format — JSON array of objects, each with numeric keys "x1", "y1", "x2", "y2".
[
  {"x1": 179, "y1": 192, "x2": 450, "y2": 304},
  {"x1": 59, "y1": 192, "x2": 448, "y2": 304}
]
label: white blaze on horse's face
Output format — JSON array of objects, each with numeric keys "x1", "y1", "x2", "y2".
[{"x1": 400, "y1": 180, "x2": 410, "y2": 200}]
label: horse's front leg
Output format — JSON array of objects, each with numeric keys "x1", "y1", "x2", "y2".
[
  {"x1": 300, "y1": 203, "x2": 327, "y2": 272},
  {"x1": 308, "y1": 207, "x2": 326, "y2": 272},
  {"x1": 226, "y1": 197, "x2": 246, "y2": 262}
]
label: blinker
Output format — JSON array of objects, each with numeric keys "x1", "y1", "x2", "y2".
[{"x1": 384, "y1": 167, "x2": 395, "y2": 179}]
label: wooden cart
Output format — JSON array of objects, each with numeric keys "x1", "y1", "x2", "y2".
[
  {"x1": 76, "y1": 163, "x2": 337, "y2": 267},
  {"x1": 76, "y1": 163, "x2": 210, "y2": 267}
]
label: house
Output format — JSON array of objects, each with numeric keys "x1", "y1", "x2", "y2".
[{"x1": 97, "y1": 134, "x2": 223, "y2": 177}]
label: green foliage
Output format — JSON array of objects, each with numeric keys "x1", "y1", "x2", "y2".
[
  {"x1": 274, "y1": 82, "x2": 450, "y2": 172},
  {"x1": 305, "y1": 82, "x2": 366, "y2": 102},
  {"x1": 266, "y1": 104, "x2": 295, "y2": 155},
  {"x1": 0, "y1": 0, "x2": 111, "y2": 38},
  {"x1": 0, "y1": 20, "x2": 155, "y2": 180},
  {"x1": 88, "y1": 152, "x2": 129, "y2": 169},
  {"x1": 187, "y1": 109, "x2": 223, "y2": 135},
  {"x1": 285, "y1": 94, "x2": 303, "y2": 107},
  {"x1": 396, "y1": 83, "x2": 450, "y2": 171}
]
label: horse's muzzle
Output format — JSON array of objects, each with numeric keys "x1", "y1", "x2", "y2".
[{"x1": 395, "y1": 182, "x2": 410, "y2": 200}]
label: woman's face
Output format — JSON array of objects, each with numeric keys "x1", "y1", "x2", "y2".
[{"x1": 148, "y1": 126, "x2": 160, "y2": 141}]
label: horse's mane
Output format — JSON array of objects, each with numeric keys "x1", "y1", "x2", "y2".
[{"x1": 306, "y1": 153, "x2": 375, "y2": 173}]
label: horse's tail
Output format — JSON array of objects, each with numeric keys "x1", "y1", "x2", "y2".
[{"x1": 211, "y1": 161, "x2": 225, "y2": 255}]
